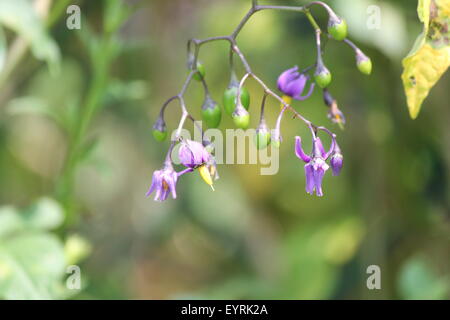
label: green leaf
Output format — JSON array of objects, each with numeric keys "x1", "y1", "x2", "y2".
[
  {"x1": 0, "y1": 0, "x2": 60, "y2": 74},
  {"x1": 0, "y1": 233, "x2": 66, "y2": 299},
  {"x1": 401, "y1": 0, "x2": 450, "y2": 119},
  {"x1": 0, "y1": 198, "x2": 64, "y2": 239},
  {"x1": 22, "y1": 197, "x2": 64, "y2": 230},
  {"x1": 0, "y1": 199, "x2": 69, "y2": 299}
]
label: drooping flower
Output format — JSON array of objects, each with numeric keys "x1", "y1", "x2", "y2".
[
  {"x1": 179, "y1": 139, "x2": 216, "y2": 190},
  {"x1": 179, "y1": 140, "x2": 211, "y2": 169},
  {"x1": 295, "y1": 135, "x2": 335, "y2": 197},
  {"x1": 146, "y1": 162, "x2": 179, "y2": 202},
  {"x1": 277, "y1": 66, "x2": 315, "y2": 101}
]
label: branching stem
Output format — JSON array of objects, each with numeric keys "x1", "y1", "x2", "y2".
[{"x1": 160, "y1": 1, "x2": 338, "y2": 147}]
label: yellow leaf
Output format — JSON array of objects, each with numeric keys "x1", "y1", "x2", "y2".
[{"x1": 401, "y1": 0, "x2": 450, "y2": 119}]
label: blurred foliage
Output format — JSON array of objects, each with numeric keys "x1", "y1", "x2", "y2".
[
  {"x1": 0, "y1": 0, "x2": 448, "y2": 300},
  {"x1": 398, "y1": 255, "x2": 449, "y2": 299},
  {"x1": 0, "y1": 0, "x2": 60, "y2": 74},
  {"x1": 0, "y1": 198, "x2": 66, "y2": 299}
]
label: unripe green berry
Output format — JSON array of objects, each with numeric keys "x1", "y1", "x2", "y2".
[
  {"x1": 152, "y1": 117, "x2": 167, "y2": 142},
  {"x1": 192, "y1": 62, "x2": 206, "y2": 81},
  {"x1": 356, "y1": 53, "x2": 372, "y2": 75},
  {"x1": 223, "y1": 86, "x2": 250, "y2": 116},
  {"x1": 152, "y1": 129, "x2": 167, "y2": 142},
  {"x1": 271, "y1": 139, "x2": 281, "y2": 149},
  {"x1": 314, "y1": 68, "x2": 332, "y2": 88},
  {"x1": 255, "y1": 130, "x2": 271, "y2": 150},
  {"x1": 357, "y1": 58, "x2": 372, "y2": 75},
  {"x1": 271, "y1": 130, "x2": 281, "y2": 149},
  {"x1": 328, "y1": 17, "x2": 348, "y2": 41},
  {"x1": 232, "y1": 107, "x2": 250, "y2": 129},
  {"x1": 201, "y1": 102, "x2": 222, "y2": 128}
]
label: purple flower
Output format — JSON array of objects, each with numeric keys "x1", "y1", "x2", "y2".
[
  {"x1": 277, "y1": 66, "x2": 315, "y2": 101},
  {"x1": 178, "y1": 140, "x2": 211, "y2": 169},
  {"x1": 330, "y1": 143, "x2": 343, "y2": 176},
  {"x1": 295, "y1": 136, "x2": 335, "y2": 197},
  {"x1": 146, "y1": 162, "x2": 178, "y2": 202},
  {"x1": 179, "y1": 139, "x2": 217, "y2": 190}
]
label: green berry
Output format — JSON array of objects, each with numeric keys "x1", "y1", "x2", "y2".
[
  {"x1": 272, "y1": 139, "x2": 281, "y2": 149},
  {"x1": 314, "y1": 69, "x2": 332, "y2": 88},
  {"x1": 201, "y1": 103, "x2": 222, "y2": 128},
  {"x1": 255, "y1": 130, "x2": 271, "y2": 150},
  {"x1": 328, "y1": 17, "x2": 348, "y2": 41},
  {"x1": 232, "y1": 111, "x2": 250, "y2": 129},
  {"x1": 357, "y1": 57, "x2": 372, "y2": 75},
  {"x1": 152, "y1": 129, "x2": 167, "y2": 142},
  {"x1": 223, "y1": 86, "x2": 250, "y2": 116},
  {"x1": 192, "y1": 62, "x2": 206, "y2": 81}
]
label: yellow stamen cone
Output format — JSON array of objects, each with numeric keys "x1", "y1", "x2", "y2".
[
  {"x1": 280, "y1": 95, "x2": 292, "y2": 110},
  {"x1": 199, "y1": 165, "x2": 214, "y2": 191}
]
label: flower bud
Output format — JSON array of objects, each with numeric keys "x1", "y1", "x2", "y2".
[
  {"x1": 356, "y1": 50, "x2": 372, "y2": 75},
  {"x1": 223, "y1": 81, "x2": 250, "y2": 116},
  {"x1": 330, "y1": 153, "x2": 343, "y2": 176},
  {"x1": 328, "y1": 15, "x2": 348, "y2": 41},
  {"x1": 152, "y1": 117, "x2": 167, "y2": 142},
  {"x1": 314, "y1": 62, "x2": 332, "y2": 89},
  {"x1": 232, "y1": 104, "x2": 250, "y2": 129},
  {"x1": 201, "y1": 95, "x2": 222, "y2": 128},
  {"x1": 330, "y1": 143, "x2": 343, "y2": 176}
]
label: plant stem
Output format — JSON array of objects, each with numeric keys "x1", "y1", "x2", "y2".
[
  {"x1": 57, "y1": 35, "x2": 115, "y2": 225},
  {"x1": 157, "y1": 1, "x2": 337, "y2": 149}
]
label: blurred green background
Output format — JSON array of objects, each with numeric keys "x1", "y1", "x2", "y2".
[{"x1": 0, "y1": 0, "x2": 449, "y2": 300}]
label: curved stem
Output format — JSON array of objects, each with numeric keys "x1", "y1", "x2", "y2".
[
  {"x1": 259, "y1": 93, "x2": 268, "y2": 124},
  {"x1": 160, "y1": 1, "x2": 336, "y2": 151}
]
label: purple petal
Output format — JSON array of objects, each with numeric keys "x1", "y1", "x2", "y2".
[
  {"x1": 167, "y1": 172, "x2": 178, "y2": 199},
  {"x1": 177, "y1": 168, "x2": 194, "y2": 176},
  {"x1": 312, "y1": 158, "x2": 329, "y2": 197},
  {"x1": 295, "y1": 136, "x2": 311, "y2": 163},
  {"x1": 285, "y1": 74, "x2": 307, "y2": 98},
  {"x1": 324, "y1": 136, "x2": 337, "y2": 160},
  {"x1": 295, "y1": 81, "x2": 315, "y2": 101},
  {"x1": 146, "y1": 171, "x2": 161, "y2": 197},
  {"x1": 330, "y1": 154, "x2": 343, "y2": 176},
  {"x1": 179, "y1": 140, "x2": 210, "y2": 168},
  {"x1": 313, "y1": 167, "x2": 325, "y2": 197},
  {"x1": 278, "y1": 66, "x2": 310, "y2": 98},
  {"x1": 277, "y1": 66, "x2": 299, "y2": 92},
  {"x1": 314, "y1": 138, "x2": 327, "y2": 159},
  {"x1": 154, "y1": 186, "x2": 163, "y2": 201},
  {"x1": 159, "y1": 188, "x2": 170, "y2": 201},
  {"x1": 304, "y1": 163, "x2": 315, "y2": 195},
  {"x1": 178, "y1": 144, "x2": 195, "y2": 168}
]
